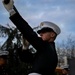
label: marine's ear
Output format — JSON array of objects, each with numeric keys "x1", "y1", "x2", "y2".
[{"x1": 50, "y1": 32, "x2": 56, "y2": 37}]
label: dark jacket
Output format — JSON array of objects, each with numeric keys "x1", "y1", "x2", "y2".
[
  {"x1": 0, "y1": 66, "x2": 8, "y2": 75},
  {"x1": 9, "y1": 7, "x2": 58, "y2": 75}
]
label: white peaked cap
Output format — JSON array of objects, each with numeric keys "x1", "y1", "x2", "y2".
[
  {"x1": 37, "y1": 21, "x2": 61, "y2": 35},
  {"x1": 0, "y1": 51, "x2": 9, "y2": 56},
  {"x1": 61, "y1": 65, "x2": 69, "y2": 69}
]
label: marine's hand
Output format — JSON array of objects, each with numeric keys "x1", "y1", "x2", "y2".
[
  {"x1": 2, "y1": 0, "x2": 14, "y2": 12},
  {"x1": 22, "y1": 36, "x2": 30, "y2": 50}
]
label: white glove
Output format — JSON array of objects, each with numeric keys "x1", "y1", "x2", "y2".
[
  {"x1": 22, "y1": 36, "x2": 30, "y2": 50},
  {"x1": 2, "y1": 0, "x2": 14, "y2": 12}
]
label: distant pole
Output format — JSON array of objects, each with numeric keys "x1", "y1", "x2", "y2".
[{"x1": 63, "y1": 56, "x2": 68, "y2": 66}]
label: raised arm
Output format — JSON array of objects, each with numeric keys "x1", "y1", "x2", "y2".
[{"x1": 2, "y1": 0, "x2": 46, "y2": 52}]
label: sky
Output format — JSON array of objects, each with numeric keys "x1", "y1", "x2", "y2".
[{"x1": 0, "y1": 0, "x2": 75, "y2": 45}]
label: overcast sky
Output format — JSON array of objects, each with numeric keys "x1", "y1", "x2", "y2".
[{"x1": 0, "y1": 0, "x2": 75, "y2": 45}]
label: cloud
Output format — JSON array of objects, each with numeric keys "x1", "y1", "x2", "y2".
[{"x1": 0, "y1": 0, "x2": 75, "y2": 44}]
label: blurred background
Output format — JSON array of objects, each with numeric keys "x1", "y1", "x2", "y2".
[{"x1": 0, "y1": 0, "x2": 75, "y2": 75}]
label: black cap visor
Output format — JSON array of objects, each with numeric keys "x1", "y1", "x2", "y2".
[{"x1": 37, "y1": 27, "x2": 54, "y2": 34}]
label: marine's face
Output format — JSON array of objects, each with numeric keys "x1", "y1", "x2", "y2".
[
  {"x1": 39, "y1": 31, "x2": 55, "y2": 42},
  {"x1": 0, "y1": 57, "x2": 6, "y2": 66},
  {"x1": 62, "y1": 69, "x2": 69, "y2": 74}
]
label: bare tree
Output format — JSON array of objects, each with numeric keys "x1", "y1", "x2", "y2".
[{"x1": 56, "y1": 34, "x2": 75, "y2": 59}]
